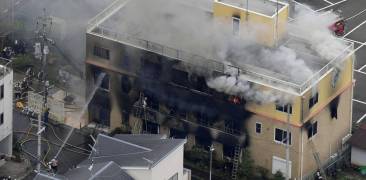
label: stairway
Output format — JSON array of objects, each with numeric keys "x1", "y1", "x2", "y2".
[
  {"x1": 231, "y1": 145, "x2": 241, "y2": 180},
  {"x1": 309, "y1": 139, "x2": 327, "y2": 180}
]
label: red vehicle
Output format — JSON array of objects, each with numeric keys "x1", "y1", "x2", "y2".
[{"x1": 329, "y1": 19, "x2": 345, "y2": 36}]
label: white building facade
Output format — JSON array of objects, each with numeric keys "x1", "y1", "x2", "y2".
[{"x1": 0, "y1": 65, "x2": 13, "y2": 156}]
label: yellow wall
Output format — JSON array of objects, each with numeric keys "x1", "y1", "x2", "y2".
[
  {"x1": 212, "y1": 1, "x2": 289, "y2": 46},
  {"x1": 245, "y1": 53, "x2": 354, "y2": 127},
  {"x1": 302, "y1": 54, "x2": 354, "y2": 122}
]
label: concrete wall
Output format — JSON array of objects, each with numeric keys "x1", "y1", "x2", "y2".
[
  {"x1": 124, "y1": 145, "x2": 185, "y2": 180},
  {"x1": 0, "y1": 70, "x2": 13, "y2": 156},
  {"x1": 246, "y1": 85, "x2": 352, "y2": 179},
  {"x1": 124, "y1": 168, "x2": 152, "y2": 180},
  {"x1": 212, "y1": 0, "x2": 289, "y2": 46},
  {"x1": 245, "y1": 114, "x2": 301, "y2": 179},
  {"x1": 152, "y1": 145, "x2": 185, "y2": 180},
  {"x1": 351, "y1": 147, "x2": 366, "y2": 166}
]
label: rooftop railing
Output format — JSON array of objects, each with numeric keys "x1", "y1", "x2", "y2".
[{"x1": 86, "y1": 0, "x2": 354, "y2": 95}]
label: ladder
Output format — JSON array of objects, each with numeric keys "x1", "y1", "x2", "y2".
[
  {"x1": 131, "y1": 118, "x2": 142, "y2": 134},
  {"x1": 231, "y1": 145, "x2": 241, "y2": 180},
  {"x1": 309, "y1": 139, "x2": 327, "y2": 180}
]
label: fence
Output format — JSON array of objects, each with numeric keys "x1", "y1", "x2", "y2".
[
  {"x1": 27, "y1": 91, "x2": 65, "y2": 123},
  {"x1": 86, "y1": 0, "x2": 354, "y2": 95}
]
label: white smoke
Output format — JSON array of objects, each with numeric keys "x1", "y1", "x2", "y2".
[
  {"x1": 206, "y1": 6, "x2": 348, "y2": 104},
  {"x1": 101, "y1": 0, "x2": 348, "y2": 105},
  {"x1": 290, "y1": 10, "x2": 348, "y2": 60}
]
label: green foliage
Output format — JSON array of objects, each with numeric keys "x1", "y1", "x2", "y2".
[
  {"x1": 238, "y1": 149, "x2": 255, "y2": 180},
  {"x1": 273, "y1": 171, "x2": 285, "y2": 180},
  {"x1": 110, "y1": 126, "x2": 131, "y2": 136},
  {"x1": 12, "y1": 54, "x2": 36, "y2": 71}
]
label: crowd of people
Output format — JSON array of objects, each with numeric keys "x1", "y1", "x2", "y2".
[{"x1": 0, "y1": 40, "x2": 26, "y2": 59}]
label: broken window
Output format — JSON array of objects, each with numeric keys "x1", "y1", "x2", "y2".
[
  {"x1": 274, "y1": 128, "x2": 292, "y2": 145},
  {"x1": 256, "y1": 122, "x2": 262, "y2": 134},
  {"x1": 92, "y1": 67, "x2": 109, "y2": 90},
  {"x1": 195, "y1": 135, "x2": 211, "y2": 151},
  {"x1": 196, "y1": 109, "x2": 212, "y2": 127},
  {"x1": 330, "y1": 96, "x2": 339, "y2": 119},
  {"x1": 142, "y1": 92, "x2": 159, "y2": 111},
  {"x1": 0, "y1": 113, "x2": 3, "y2": 125},
  {"x1": 89, "y1": 92, "x2": 111, "y2": 126},
  {"x1": 307, "y1": 121, "x2": 318, "y2": 139},
  {"x1": 309, "y1": 92, "x2": 319, "y2": 109},
  {"x1": 0, "y1": 84, "x2": 3, "y2": 99},
  {"x1": 223, "y1": 144, "x2": 236, "y2": 158},
  {"x1": 232, "y1": 16, "x2": 240, "y2": 35},
  {"x1": 121, "y1": 75, "x2": 131, "y2": 94},
  {"x1": 93, "y1": 46, "x2": 110, "y2": 60},
  {"x1": 191, "y1": 75, "x2": 209, "y2": 93},
  {"x1": 275, "y1": 104, "x2": 292, "y2": 114},
  {"x1": 141, "y1": 60, "x2": 162, "y2": 79},
  {"x1": 171, "y1": 69, "x2": 189, "y2": 87},
  {"x1": 143, "y1": 121, "x2": 159, "y2": 134},
  {"x1": 170, "y1": 128, "x2": 187, "y2": 139}
]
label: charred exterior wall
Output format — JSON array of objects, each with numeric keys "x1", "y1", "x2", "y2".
[{"x1": 85, "y1": 33, "x2": 252, "y2": 156}]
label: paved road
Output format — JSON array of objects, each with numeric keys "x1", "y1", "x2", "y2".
[
  {"x1": 296, "y1": 0, "x2": 366, "y2": 125},
  {"x1": 13, "y1": 110, "x2": 90, "y2": 174}
]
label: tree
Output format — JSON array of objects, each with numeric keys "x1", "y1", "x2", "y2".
[
  {"x1": 273, "y1": 171, "x2": 285, "y2": 180},
  {"x1": 238, "y1": 148, "x2": 255, "y2": 180}
]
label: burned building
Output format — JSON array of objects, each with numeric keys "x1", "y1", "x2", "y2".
[{"x1": 85, "y1": 0, "x2": 355, "y2": 179}]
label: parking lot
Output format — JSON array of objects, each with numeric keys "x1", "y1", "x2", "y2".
[{"x1": 296, "y1": 0, "x2": 366, "y2": 125}]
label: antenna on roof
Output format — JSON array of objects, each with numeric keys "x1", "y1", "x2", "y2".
[
  {"x1": 245, "y1": 0, "x2": 249, "y2": 21},
  {"x1": 275, "y1": 0, "x2": 279, "y2": 47}
]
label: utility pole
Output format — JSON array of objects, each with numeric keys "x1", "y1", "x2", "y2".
[
  {"x1": 34, "y1": 8, "x2": 53, "y2": 172},
  {"x1": 209, "y1": 144, "x2": 215, "y2": 180},
  {"x1": 289, "y1": 0, "x2": 295, "y2": 18},
  {"x1": 285, "y1": 105, "x2": 291, "y2": 180}
]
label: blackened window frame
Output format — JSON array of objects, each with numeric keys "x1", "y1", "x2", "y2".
[
  {"x1": 232, "y1": 16, "x2": 240, "y2": 36},
  {"x1": 274, "y1": 128, "x2": 292, "y2": 145},
  {"x1": 0, "y1": 113, "x2": 3, "y2": 125},
  {"x1": 275, "y1": 104, "x2": 292, "y2": 114},
  {"x1": 0, "y1": 84, "x2": 4, "y2": 99},
  {"x1": 307, "y1": 121, "x2": 318, "y2": 139},
  {"x1": 309, "y1": 92, "x2": 319, "y2": 109},
  {"x1": 93, "y1": 46, "x2": 110, "y2": 60},
  {"x1": 255, "y1": 122, "x2": 262, "y2": 134}
]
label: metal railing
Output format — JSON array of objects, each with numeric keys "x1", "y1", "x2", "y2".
[
  {"x1": 298, "y1": 44, "x2": 353, "y2": 93},
  {"x1": 87, "y1": 1, "x2": 354, "y2": 94},
  {"x1": 86, "y1": 0, "x2": 130, "y2": 33},
  {"x1": 132, "y1": 105, "x2": 244, "y2": 136}
]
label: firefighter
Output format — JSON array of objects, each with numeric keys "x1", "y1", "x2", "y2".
[
  {"x1": 315, "y1": 169, "x2": 323, "y2": 180},
  {"x1": 48, "y1": 159, "x2": 58, "y2": 173}
]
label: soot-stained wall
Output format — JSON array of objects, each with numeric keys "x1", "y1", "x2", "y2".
[{"x1": 125, "y1": 51, "x2": 253, "y2": 147}]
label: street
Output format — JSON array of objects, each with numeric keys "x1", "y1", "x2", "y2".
[{"x1": 13, "y1": 110, "x2": 90, "y2": 175}]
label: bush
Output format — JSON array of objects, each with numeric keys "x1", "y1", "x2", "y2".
[
  {"x1": 273, "y1": 171, "x2": 285, "y2": 180},
  {"x1": 12, "y1": 54, "x2": 35, "y2": 71},
  {"x1": 110, "y1": 126, "x2": 131, "y2": 136},
  {"x1": 237, "y1": 149, "x2": 256, "y2": 180}
]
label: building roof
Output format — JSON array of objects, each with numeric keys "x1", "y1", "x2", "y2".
[
  {"x1": 79, "y1": 134, "x2": 186, "y2": 169},
  {"x1": 65, "y1": 161, "x2": 134, "y2": 180},
  {"x1": 87, "y1": 0, "x2": 353, "y2": 95},
  {"x1": 33, "y1": 172, "x2": 66, "y2": 180},
  {"x1": 350, "y1": 124, "x2": 366, "y2": 150},
  {"x1": 34, "y1": 161, "x2": 134, "y2": 180},
  {"x1": 217, "y1": 0, "x2": 286, "y2": 16}
]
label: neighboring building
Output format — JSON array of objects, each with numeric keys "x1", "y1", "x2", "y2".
[
  {"x1": 0, "y1": 58, "x2": 13, "y2": 156},
  {"x1": 34, "y1": 134, "x2": 190, "y2": 180},
  {"x1": 350, "y1": 124, "x2": 366, "y2": 166},
  {"x1": 85, "y1": 0, "x2": 354, "y2": 179}
]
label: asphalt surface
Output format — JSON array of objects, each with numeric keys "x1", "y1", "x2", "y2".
[
  {"x1": 296, "y1": 0, "x2": 366, "y2": 125},
  {"x1": 13, "y1": 110, "x2": 90, "y2": 175}
]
